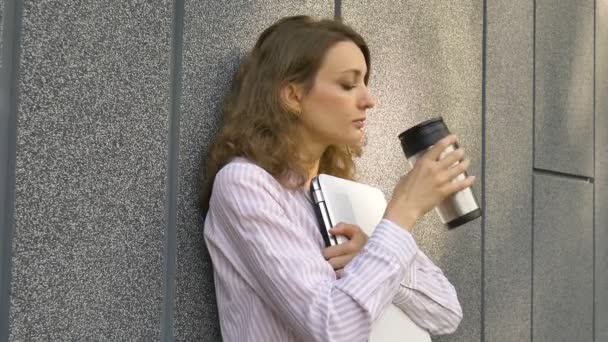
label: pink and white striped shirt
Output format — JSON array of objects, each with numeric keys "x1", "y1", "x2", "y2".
[{"x1": 203, "y1": 157, "x2": 463, "y2": 341}]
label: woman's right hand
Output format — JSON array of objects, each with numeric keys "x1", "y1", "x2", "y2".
[{"x1": 383, "y1": 134, "x2": 476, "y2": 231}]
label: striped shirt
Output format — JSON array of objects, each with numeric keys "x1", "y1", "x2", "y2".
[{"x1": 203, "y1": 157, "x2": 463, "y2": 341}]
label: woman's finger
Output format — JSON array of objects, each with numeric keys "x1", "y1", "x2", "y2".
[
  {"x1": 436, "y1": 148, "x2": 465, "y2": 170},
  {"x1": 439, "y1": 175, "x2": 476, "y2": 196},
  {"x1": 323, "y1": 225, "x2": 367, "y2": 260},
  {"x1": 328, "y1": 223, "x2": 358, "y2": 239},
  {"x1": 424, "y1": 134, "x2": 457, "y2": 162},
  {"x1": 327, "y1": 254, "x2": 353, "y2": 270},
  {"x1": 441, "y1": 158, "x2": 470, "y2": 183},
  {"x1": 322, "y1": 244, "x2": 342, "y2": 259},
  {"x1": 322, "y1": 241, "x2": 355, "y2": 259}
]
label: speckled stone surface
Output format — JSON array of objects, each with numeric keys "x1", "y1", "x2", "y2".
[
  {"x1": 596, "y1": 1, "x2": 608, "y2": 340},
  {"x1": 533, "y1": 174, "x2": 594, "y2": 342},
  {"x1": 177, "y1": 1, "x2": 333, "y2": 340},
  {"x1": 341, "y1": 1, "x2": 482, "y2": 341},
  {"x1": 485, "y1": 1, "x2": 533, "y2": 341},
  {"x1": 535, "y1": 0, "x2": 594, "y2": 177},
  {"x1": 1, "y1": 0, "x2": 4, "y2": 68},
  {"x1": 9, "y1": 1, "x2": 171, "y2": 340}
]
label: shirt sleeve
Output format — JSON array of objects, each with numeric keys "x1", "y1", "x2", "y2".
[
  {"x1": 209, "y1": 162, "x2": 419, "y2": 342},
  {"x1": 392, "y1": 248, "x2": 464, "y2": 335}
]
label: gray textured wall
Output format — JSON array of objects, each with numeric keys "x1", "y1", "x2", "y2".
[
  {"x1": 596, "y1": 0, "x2": 608, "y2": 339},
  {"x1": 8, "y1": 0, "x2": 172, "y2": 340},
  {"x1": 0, "y1": 0, "x2": 606, "y2": 341},
  {"x1": 535, "y1": 0, "x2": 595, "y2": 178},
  {"x1": 485, "y1": 0, "x2": 534, "y2": 341},
  {"x1": 534, "y1": 1, "x2": 597, "y2": 342},
  {"x1": 1, "y1": 0, "x2": 4, "y2": 66},
  {"x1": 534, "y1": 175, "x2": 594, "y2": 342}
]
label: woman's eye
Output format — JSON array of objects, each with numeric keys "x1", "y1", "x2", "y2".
[{"x1": 341, "y1": 84, "x2": 356, "y2": 90}]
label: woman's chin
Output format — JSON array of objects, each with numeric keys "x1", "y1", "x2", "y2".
[
  {"x1": 352, "y1": 130, "x2": 365, "y2": 144},
  {"x1": 334, "y1": 132, "x2": 365, "y2": 148}
]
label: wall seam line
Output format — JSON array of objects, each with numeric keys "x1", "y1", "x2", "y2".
[
  {"x1": 532, "y1": 168, "x2": 594, "y2": 183},
  {"x1": 334, "y1": 0, "x2": 341, "y2": 19},
  {"x1": 162, "y1": 0, "x2": 185, "y2": 341},
  {"x1": 0, "y1": 0, "x2": 23, "y2": 340},
  {"x1": 531, "y1": 0, "x2": 536, "y2": 341},
  {"x1": 481, "y1": 0, "x2": 487, "y2": 340},
  {"x1": 592, "y1": 0, "x2": 596, "y2": 340}
]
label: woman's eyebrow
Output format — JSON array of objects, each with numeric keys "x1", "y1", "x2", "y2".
[{"x1": 336, "y1": 69, "x2": 365, "y2": 76}]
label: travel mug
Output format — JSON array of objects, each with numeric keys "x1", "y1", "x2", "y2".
[{"x1": 398, "y1": 117, "x2": 482, "y2": 229}]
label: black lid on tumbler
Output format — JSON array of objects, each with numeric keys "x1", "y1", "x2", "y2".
[{"x1": 398, "y1": 117, "x2": 450, "y2": 158}]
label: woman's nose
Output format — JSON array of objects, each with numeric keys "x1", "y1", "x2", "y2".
[{"x1": 360, "y1": 87, "x2": 376, "y2": 109}]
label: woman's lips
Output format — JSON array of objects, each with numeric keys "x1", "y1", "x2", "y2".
[{"x1": 353, "y1": 119, "x2": 366, "y2": 129}]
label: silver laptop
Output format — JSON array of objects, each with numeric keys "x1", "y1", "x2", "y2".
[
  {"x1": 310, "y1": 174, "x2": 432, "y2": 342},
  {"x1": 311, "y1": 174, "x2": 387, "y2": 247}
]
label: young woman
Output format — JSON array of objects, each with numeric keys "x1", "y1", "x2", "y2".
[{"x1": 200, "y1": 15, "x2": 471, "y2": 342}]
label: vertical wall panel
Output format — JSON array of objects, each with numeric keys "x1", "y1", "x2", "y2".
[
  {"x1": 341, "y1": 1, "x2": 482, "y2": 341},
  {"x1": 595, "y1": 1, "x2": 608, "y2": 340},
  {"x1": 533, "y1": 174, "x2": 594, "y2": 342},
  {"x1": 1, "y1": 0, "x2": 4, "y2": 65},
  {"x1": 535, "y1": 0, "x2": 594, "y2": 177},
  {"x1": 485, "y1": 0, "x2": 533, "y2": 341},
  {"x1": 9, "y1": 1, "x2": 172, "y2": 340},
  {"x1": 1, "y1": 0, "x2": 19, "y2": 340},
  {"x1": 176, "y1": 2, "x2": 333, "y2": 340}
]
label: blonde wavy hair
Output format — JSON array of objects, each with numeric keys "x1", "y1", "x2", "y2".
[{"x1": 199, "y1": 15, "x2": 371, "y2": 214}]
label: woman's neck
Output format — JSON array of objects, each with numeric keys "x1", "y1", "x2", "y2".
[
  {"x1": 302, "y1": 159, "x2": 320, "y2": 190},
  {"x1": 298, "y1": 143, "x2": 326, "y2": 190},
  {"x1": 296, "y1": 127, "x2": 330, "y2": 189}
]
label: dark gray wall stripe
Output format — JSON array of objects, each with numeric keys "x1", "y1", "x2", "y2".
[
  {"x1": 481, "y1": 0, "x2": 487, "y2": 340},
  {"x1": 532, "y1": 168, "x2": 594, "y2": 183},
  {"x1": 334, "y1": 0, "x2": 341, "y2": 19},
  {"x1": 592, "y1": 0, "x2": 596, "y2": 340},
  {"x1": 0, "y1": 0, "x2": 23, "y2": 340},
  {"x1": 531, "y1": 1, "x2": 536, "y2": 341},
  {"x1": 163, "y1": 0, "x2": 185, "y2": 341}
]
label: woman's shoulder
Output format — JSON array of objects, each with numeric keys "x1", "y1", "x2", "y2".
[{"x1": 214, "y1": 157, "x2": 283, "y2": 194}]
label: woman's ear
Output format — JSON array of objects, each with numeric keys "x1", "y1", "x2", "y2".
[{"x1": 280, "y1": 82, "x2": 303, "y2": 115}]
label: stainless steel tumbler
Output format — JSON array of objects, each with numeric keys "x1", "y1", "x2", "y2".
[{"x1": 398, "y1": 117, "x2": 482, "y2": 229}]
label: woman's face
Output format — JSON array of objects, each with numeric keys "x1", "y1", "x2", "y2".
[{"x1": 296, "y1": 40, "x2": 376, "y2": 150}]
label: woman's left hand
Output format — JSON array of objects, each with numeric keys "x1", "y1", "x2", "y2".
[{"x1": 322, "y1": 223, "x2": 369, "y2": 278}]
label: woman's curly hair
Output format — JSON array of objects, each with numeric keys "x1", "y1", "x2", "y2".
[{"x1": 199, "y1": 16, "x2": 371, "y2": 214}]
